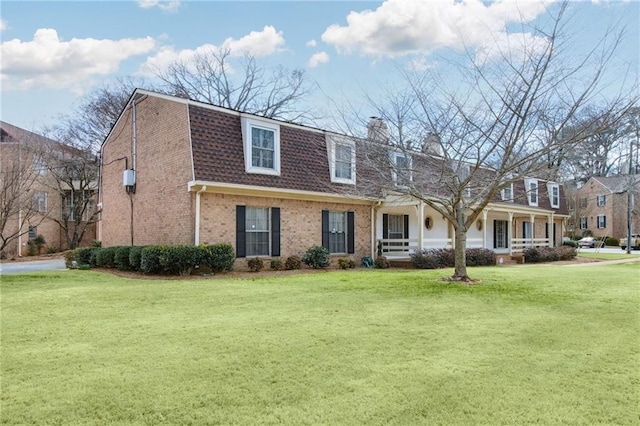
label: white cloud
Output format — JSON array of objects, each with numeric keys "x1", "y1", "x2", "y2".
[
  {"x1": 0, "y1": 28, "x2": 155, "y2": 91},
  {"x1": 138, "y1": 0, "x2": 181, "y2": 12},
  {"x1": 140, "y1": 25, "x2": 285, "y2": 75},
  {"x1": 306, "y1": 39, "x2": 317, "y2": 48},
  {"x1": 220, "y1": 25, "x2": 285, "y2": 57},
  {"x1": 308, "y1": 51, "x2": 329, "y2": 68},
  {"x1": 321, "y1": 0, "x2": 553, "y2": 58},
  {"x1": 0, "y1": 19, "x2": 7, "y2": 31}
]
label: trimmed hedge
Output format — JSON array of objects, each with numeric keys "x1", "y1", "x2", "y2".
[
  {"x1": 95, "y1": 246, "x2": 118, "y2": 268},
  {"x1": 159, "y1": 245, "x2": 198, "y2": 275},
  {"x1": 247, "y1": 257, "x2": 264, "y2": 272},
  {"x1": 302, "y1": 245, "x2": 331, "y2": 269},
  {"x1": 75, "y1": 247, "x2": 97, "y2": 266},
  {"x1": 129, "y1": 246, "x2": 144, "y2": 271},
  {"x1": 411, "y1": 248, "x2": 496, "y2": 269},
  {"x1": 374, "y1": 255, "x2": 390, "y2": 269},
  {"x1": 203, "y1": 243, "x2": 235, "y2": 273},
  {"x1": 140, "y1": 246, "x2": 165, "y2": 274},
  {"x1": 285, "y1": 255, "x2": 302, "y2": 270},
  {"x1": 270, "y1": 258, "x2": 284, "y2": 271},
  {"x1": 114, "y1": 246, "x2": 132, "y2": 271},
  {"x1": 523, "y1": 246, "x2": 576, "y2": 263}
]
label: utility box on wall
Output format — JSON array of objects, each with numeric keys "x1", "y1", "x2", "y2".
[{"x1": 123, "y1": 169, "x2": 136, "y2": 187}]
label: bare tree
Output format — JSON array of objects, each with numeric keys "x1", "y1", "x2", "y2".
[
  {"x1": 350, "y1": 2, "x2": 637, "y2": 281},
  {"x1": 0, "y1": 137, "x2": 47, "y2": 256},
  {"x1": 37, "y1": 144, "x2": 100, "y2": 250},
  {"x1": 52, "y1": 77, "x2": 152, "y2": 152},
  {"x1": 154, "y1": 48, "x2": 313, "y2": 122}
]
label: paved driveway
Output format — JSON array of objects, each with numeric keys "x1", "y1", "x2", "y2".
[{"x1": 0, "y1": 259, "x2": 67, "y2": 275}]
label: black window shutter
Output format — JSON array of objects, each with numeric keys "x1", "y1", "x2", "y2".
[
  {"x1": 236, "y1": 205, "x2": 246, "y2": 258},
  {"x1": 347, "y1": 211, "x2": 355, "y2": 254},
  {"x1": 271, "y1": 207, "x2": 280, "y2": 257},
  {"x1": 493, "y1": 220, "x2": 497, "y2": 249},
  {"x1": 603, "y1": 216, "x2": 606, "y2": 228},
  {"x1": 545, "y1": 223, "x2": 549, "y2": 239},
  {"x1": 522, "y1": 222, "x2": 526, "y2": 238},
  {"x1": 322, "y1": 210, "x2": 330, "y2": 250},
  {"x1": 505, "y1": 222, "x2": 509, "y2": 247},
  {"x1": 403, "y1": 214, "x2": 409, "y2": 246},
  {"x1": 382, "y1": 214, "x2": 389, "y2": 239}
]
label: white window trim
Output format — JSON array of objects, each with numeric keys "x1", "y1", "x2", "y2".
[
  {"x1": 547, "y1": 182, "x2": 560, "y2": 208},
  {"x1": 327, "y1": 135, "x2": 356, "y2": 185},
  {"x1": 246, "y1": 206, "x2": 271, "y2": 257},
  {"x1": 501, "y1": 184, "x2": 514, "y2": 202},
  {"x1": 580, "y1": 217, "x2": 587, "y2": 230},
  {"x1": 34, "y1": 191, "x2": 47, "y2": 212},
  {"x1": 596, "y1": 195, "x2": 606, "y2": 207},
  {"x1": 241, "y1": 116, "x2": 281, "y2": 176},
  {"x1": 597, "y1": 215, "x2": 606, "y2": 229},
  {"x1": 525, "y1": 178, "x2": 538, "y2": 207},
  {"x1": 328, "y1": 211, "x2": 348, "y2": 254},
  {"x1": 391, "y1": 151, "x2": 412, "y2": 186}
]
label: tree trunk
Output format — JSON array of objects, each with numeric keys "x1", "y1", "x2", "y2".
[{"x1": 452, "y1": 202, "x2": 469, "y2": 280}]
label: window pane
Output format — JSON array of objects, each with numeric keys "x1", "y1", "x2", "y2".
[
  {"x1": 496, "y1": 221, "x2": 507, "y2": 248},
  {"x1": 246, "y1": 207, "x2": 270, "y2": 256},
  {"x1": 530, "y1": 183, "x2": 537, "y2": 203},
  {"x1": 328, "y1": 212, "x2": 346, "y2": 253},
  {"x1": 335, "y1": 144, "x2": 352, "y2": 179},
  {"x1": 388, "y1": 214, "x2": 404, "y2": 239},
  {"x1": 28, "y1": 226, "x2": 37, "y2": 240},
  {"x1": 251, "y1": 127, "x2": 275, "y2": 169}
]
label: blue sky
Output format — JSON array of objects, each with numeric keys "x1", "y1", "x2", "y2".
[{"x1": 1, "y1": 0, "x2": 638, "y2": 133}]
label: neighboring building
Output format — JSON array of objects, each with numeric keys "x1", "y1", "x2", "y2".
[
  {"x1": 571, "y1": 176, "x2": 640, "y2": 241},
  {"x1": 0, "y1": 121, "x2": 97, "y2": 257},
  {"x1": 99, "y1": 90, "x2": 569, "y2": 267}
]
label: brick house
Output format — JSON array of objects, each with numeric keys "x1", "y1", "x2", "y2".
[
  {"x1": 99, "y1": 90, "x2": 569, "y2": 266},
  {"x1": 0, "y1": 121, "x2": 97, "y2": 257},
  {"x1": 571, "y1": 176, "x2": 640, "y2": 241}
]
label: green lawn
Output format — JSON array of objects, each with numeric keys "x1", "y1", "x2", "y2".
[
  {"x1": 2, "y1": 265, "x2": 639, "y2": 425},
  {"x1": 577, "y1": 251, "x2": 639, "y2": 261}
]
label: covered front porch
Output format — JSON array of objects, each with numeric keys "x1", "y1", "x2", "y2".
[{"x1": 375, "y1": 196, "x2": 566, "y2": 259}]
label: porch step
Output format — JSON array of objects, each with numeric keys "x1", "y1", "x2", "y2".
[
  {"x1": 496, "y1": 254, "x2": 525, "y2": 265},
  {"x1": 389, "y1": 259, "x2": 416, "y2": 269}
]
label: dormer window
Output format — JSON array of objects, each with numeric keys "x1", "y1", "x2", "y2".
[
  {"x1": 525, "y1": 178, "x2": 538, "y2": 206},
  {"x1": 392, "y1": 152, "x2": 412, "y2": 186},
  {"x1": 241, "y1": 117, "x2": 280, "y2": 176},
  {"x1": 548, "y1": 183, "x2": 560, "y2": 208},
  {"x1": 501, "y1": 184, "x2": 513, "y2": 202},
  {"x1": 327, "y1": 135, "x2": 356, "y2": 185}
]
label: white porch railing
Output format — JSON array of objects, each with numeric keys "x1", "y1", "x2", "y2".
[
  {"x1": 511, "y1": 238, "x2": 550, "y2": 253},
  {"x1": 379, "y1": 237, "x2": 551, "y2": 257}
]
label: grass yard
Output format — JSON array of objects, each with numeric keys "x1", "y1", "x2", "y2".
[
  {"x1": 2, "y1": 265, "x2": 639, "y2": 425},
  {"x1": 577, "y1": 251, "x2": 640, "y2": 261}
]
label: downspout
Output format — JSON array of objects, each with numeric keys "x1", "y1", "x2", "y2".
[
  {"x1": 129, "y1": 99, "x2": 138, "y2": 246},
  {"x1": 17, "y1": 142, "x2": 23, "y2": 257},
  {"x1": 194, "y1": 186, "x2": 207, "y2": 245},
  {"x1": 371, "y1": 201, "x2": 382, "y2": 258}
]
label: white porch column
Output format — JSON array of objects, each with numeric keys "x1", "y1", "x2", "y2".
[
  {"x1": 194, "y1": 186, "x2": 207, "y2": 245},
  {"x1": 482, "y1": 209, "x2": 488, "y2": 249},
  {"x1": 529, "y1": 213, "x2": 536, "y2": 247},
  {"x1": 508, "y1": 212, "x2": 514, "y2": 255},
  {"x1": 418, "y1": 201, "x2": 424, "y2": 251}
]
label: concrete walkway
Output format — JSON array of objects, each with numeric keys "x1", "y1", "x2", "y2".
[{"x1": 562, "y1": 257, "x2": 640, "y2": 267}]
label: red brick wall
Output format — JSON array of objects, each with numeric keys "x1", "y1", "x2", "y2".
[
  {"x1": 100, "y1": 96, "x2": 195, "y2": 247},
  {"x1": 198, "y1": 193, "x2": 373, "y2": 269}
]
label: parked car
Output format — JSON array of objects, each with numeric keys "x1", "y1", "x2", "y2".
[
  {"x1": 619, "y1": 234, "x2": 640, "y2": 250},
  {"x1": 578, "y1": 237, "x2": 605, "y2": 248}
]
